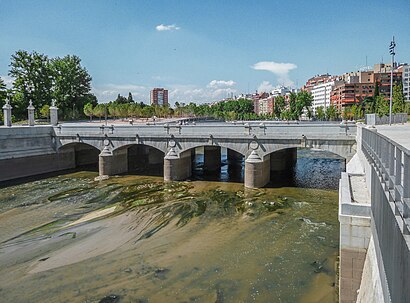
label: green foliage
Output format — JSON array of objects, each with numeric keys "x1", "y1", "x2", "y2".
[
  {"x1": 93, "y1": 104, "x2": 106, "y2": 121},
  {"x1": 6, "y1": 50, "x2": 97, "y2": 121},
  {"x1": 364, "y1": 96, "x2": 376, "y2": 114},
  {"x1": 39, "y1": 104, "x2": 50, "y2": 119},
  {"x1": 274, "y1": 96, "x2": 286, "y2": 119},
  {"x1": 83, "y1": 103, "x2": 94, "y2": 120},
  {"x1": 9, "y1": 50, "x2": 53, "y2": 119},
  {"x1": 392, "y1": 82, "x2": 405, "y2": 113},
  {"x1": 376, "y1": 95, "x2": 389, "y2": 117},
  {"x1": 50, "y1": 55, "x2": 94, "y2": 120},
  {"x1": 405, "y1": 102, "x2": 410, "y2": 115},
  {"x1": 315, "y1": 106, "x2": 325, "y2": 120},
  {"x1": 127, "y1": 92, "x2": 134, "y2": 103},
  {"x1": 0, "y1": 76, "x2": 6, "y2": 108},
  {"x1": 342, "y1": 106, "x2": 351, "y2": 120},
  {"x1": 325, "y1": 105, "x2": 338, "y2": 121}
]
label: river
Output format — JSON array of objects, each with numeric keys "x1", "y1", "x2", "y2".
[{"x1": 0, "y1": 149, "x2": 343, "y2": 303}]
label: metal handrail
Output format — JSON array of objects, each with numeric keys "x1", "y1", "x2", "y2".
[{"x1": 361, "y1": 127, "x2": 410, "y2": 234}]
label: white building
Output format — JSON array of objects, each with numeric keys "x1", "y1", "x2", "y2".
[
  {"x1": 271, "y1": 86, "x2": 291, "y2": 97},
  {"x1": 402, "y1": 65, "x2": 410, "y2": 103},
  {"x1": 311, "y1": 81, "x2": 342, "y2": 113}
]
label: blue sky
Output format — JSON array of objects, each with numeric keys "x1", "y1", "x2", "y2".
[{"x1": 1, "y1": 0, "x2": 409, "y2": 104}]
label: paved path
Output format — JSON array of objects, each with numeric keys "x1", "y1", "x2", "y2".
[{"x1": 376, "y1": 123, "x2": 410, "y2": 150}]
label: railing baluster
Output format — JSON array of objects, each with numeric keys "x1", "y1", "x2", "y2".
[
  {"x1": 395, "y1": 148, "x2": 402, "y2": 202},
  {"x1": 403, "y1": 153, "x2": 410, "y2": 202},
  {"x1": 389, "y1": 142, "x2": 395, "y2": 189}
]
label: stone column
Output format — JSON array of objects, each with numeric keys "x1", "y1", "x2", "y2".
[
  {"x1": 164, "y1": 149, "x2": 192, "y2": 181},
  {"x1": 50, "y1": 100, "x2": 58, "y2": 126},
  {"x1": 244, "y1": 151, "x2": 270, "y2": 188},
  {"x1": 99, "y1": 147, "x2": 128, "y2": 177},
  {"x1": 2, "y1": 99, "x2": 12, "y2": 127},
  {"x1": 27, "y1": 100, "x2": 35, "y2": 126},
  {"x1": 204, "y1": 146, "x2": 221, "y2": 171}
]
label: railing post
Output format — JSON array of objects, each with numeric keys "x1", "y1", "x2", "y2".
[
  {"x1": 395, "y1": 148, "x2": 402, "y2": 202},
  {"x1": 403, "y1": 153, "x2": 410, "y2": 201},
  {"x1": 389, "y1": 142, "x2": 395, "y2": 189}
]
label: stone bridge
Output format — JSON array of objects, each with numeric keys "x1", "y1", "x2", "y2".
[{"x1": 52, "y1": 122, "x2": 356, "y2": 187}]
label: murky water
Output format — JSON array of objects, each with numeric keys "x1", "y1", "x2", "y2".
[{"x1": 0, "y1": 150, "x2": 343, "y2": 303}]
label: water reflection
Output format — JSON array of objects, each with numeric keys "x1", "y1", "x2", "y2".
[{"x1": 192, "y1": 147, "x2": 344, "y2": 190}]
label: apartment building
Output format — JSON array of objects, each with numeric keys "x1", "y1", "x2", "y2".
[
  {"x1": 398, "y1": 64, "x2": 410, "y2": 102},
  {"x1": 150, "y1": 88, "x2": 168, "y2": 106},
  {"x1": 311, "y1": 81, "x2": 343, "y2": 113},
  {"x1": 331, "y1": 83, "x2": 375, "y2": 110}
]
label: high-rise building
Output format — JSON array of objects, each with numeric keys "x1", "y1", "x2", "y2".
[
  {"x1": 150, "y1": 88, "x2": 168, "y2": 106},
  {"x1": 311, "y1": 81, "x2": 343, "y2": 113}
]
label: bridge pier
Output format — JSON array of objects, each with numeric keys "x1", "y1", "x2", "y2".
[
  {"x1": 204, "y1": 146, "x2": 221, "y2": 171},
  {"x1": 244, "y1": 151, "x2": 270, "y2": 188},
  {"x1": 164, "y1": 149, "x2": 192, "y2": 181},
  {"x1": 99, "y1": 148, "x2": 128, "y2": 177}
]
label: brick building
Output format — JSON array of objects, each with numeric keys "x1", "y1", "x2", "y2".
[{"x1": 150, "y1": 88, "x2": 168, "y2": 106}]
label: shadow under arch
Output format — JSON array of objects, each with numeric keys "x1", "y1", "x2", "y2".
[
  {"x1": 114, "y1": 143, "x2": 165, "y2": 177},
  {"x1": 58, "y1": 142, "x2": 100, "y2": 171},
  {"x1": 265, "y1": 147, "x2": 345, "y2": 189},
  {"x1": 188, "y1": 145, "x2": 244, "y2": 183}
]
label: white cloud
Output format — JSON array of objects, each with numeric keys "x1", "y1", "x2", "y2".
[
  {"x1": 156, "y1": 24, "x2": 180, "y2": 31},
  {"x1": 257, "y1": 81, "x2": 274, "y2": 93},
  {"x1": 252, "y1": 61, "x2": 297, "y2": 86},
  {"x1": 92, "y1": 80, "x2": 238, "y2": 105},
  {"x1": 207, "y1": 80, "x2": 236, "y2": 88},
  {"x1": 92, "y1": 83, "x2": 148, "y2": 103}
]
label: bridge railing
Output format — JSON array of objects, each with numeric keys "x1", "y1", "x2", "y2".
[
  {"x1": 54, "y1": 122, "x2": 356, "y2": 138},
  {"x1": 362, "y1": 127, "x2": 410, "y2": 233}
]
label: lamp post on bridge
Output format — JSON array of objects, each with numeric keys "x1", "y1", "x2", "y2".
[{"x1": 389, "y1": 36, "x2": 396, "y2": 126}]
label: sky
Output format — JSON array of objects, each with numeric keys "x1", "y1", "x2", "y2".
[{"x1": 0, "y1": 0, "x2": 409, "y2": 104}]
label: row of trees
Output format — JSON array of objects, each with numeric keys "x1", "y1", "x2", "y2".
[{"x1": 0, "y1": 50, "x2": 97, "y2": 121}]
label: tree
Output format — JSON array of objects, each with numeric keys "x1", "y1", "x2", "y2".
[
  {"x1": 50, "y1": 55, "x2": 93, "y2": 120},
  {"x1": 342, "y1": 106, "x2": 352, "y2": 120},
  {"x1": 376, "y1": 95, "x2": 389, "y2": 117},
  {"x1": 40, "y1": 104, "x2": 50, "y2": 120},
  {"x1": 325, "y1": 105, "x2": 338, "y2": 121},
  {"x1": 316, "y1": 106, "x2": 325, "y2": 120},
  {"x1": 0, "y1": 76, "x2": 7, "y2": 109},
  {"x1": 274, "y1": 96, "x2": 286, "y2": 119},
  {"x1": 9, "y1": 50, "x2": 53, "y2": 119},
  {"x1": 288, "y1": 92, "x2": 298, "y2": 120},
  {"x1": 392, "y1": 82, "x2": 405, "y2": 113},
  {"x1": 93, "y1": 104, "x2": 106, "y2": 121},
  {"x1": 115, "y1": 94, "x2": 128, "y2": 104},
  {"x1": 127, "y1": 92, "x2": 134, "y2": 103},
  {"x1": 295, "y1": 90, "x2": 313, "y2": 120},
  {"x1": 83, "y1": 103, "x2": 94, "y2": 121}
]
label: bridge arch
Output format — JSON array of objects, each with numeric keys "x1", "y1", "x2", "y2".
[
  {"x1": 57, "y1": 142, "x2": 100, "y2": 170},
  {"x1": 113, "y1": 143, "x2": 165, "y2": 176}
]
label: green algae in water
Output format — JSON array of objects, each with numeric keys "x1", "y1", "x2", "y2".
[{"x1": 0, "y1": 171, "x2": 339, "y2": 303}]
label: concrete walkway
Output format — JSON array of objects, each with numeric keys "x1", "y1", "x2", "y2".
[{"x1": 376, "y1": 123, "x2": 410, "y2": 150}]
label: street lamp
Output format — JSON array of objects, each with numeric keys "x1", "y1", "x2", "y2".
[{"x1": 389, "y1": 36, "x2": 396, "y2": 126}]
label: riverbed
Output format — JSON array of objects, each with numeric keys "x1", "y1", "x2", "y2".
[{"x1": 0, "y1": 150, "x2": 342, "y2": 303}]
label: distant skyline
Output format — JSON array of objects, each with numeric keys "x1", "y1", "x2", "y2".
[{"x1": 1, "y1": 0, "x2": 409, "y2": 104}]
